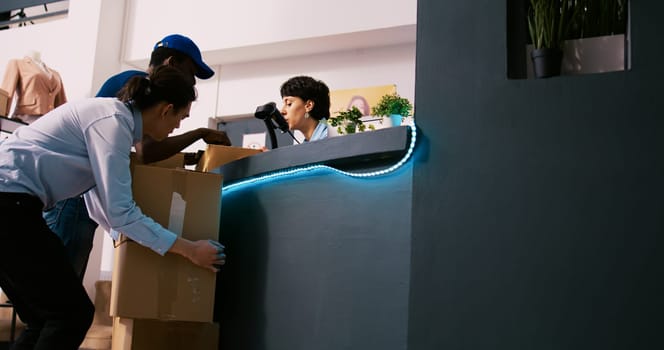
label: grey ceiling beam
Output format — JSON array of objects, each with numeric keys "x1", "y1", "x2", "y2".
[{"x1": 0, "y1": 0, "x2": 65, "y2": 14}]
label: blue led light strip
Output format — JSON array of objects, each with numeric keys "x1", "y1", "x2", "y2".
[{"x1": 223, "y1": 123, "x2": 417, "y2": 192}]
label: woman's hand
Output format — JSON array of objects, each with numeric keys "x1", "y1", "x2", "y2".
[{"x1": 169, "y1": 237, "x2": 226, "y2": 272}]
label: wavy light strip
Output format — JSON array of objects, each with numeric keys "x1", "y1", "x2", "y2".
[{"x1": 223, "y1": 123, "x2": 417, "y2": 193}]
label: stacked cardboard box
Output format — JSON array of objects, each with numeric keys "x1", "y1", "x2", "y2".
[
  {"x1": 110, "y1": 147, "x2": 259, "y2": 349},
  {"x1": 112, "y1": 318, "x2": 218, "y2": 350},
  {"x1": 111, "y1": 154, "x2": 220, "y2": 349},
  {"x1": 195, "y1": 144, "x2": 262, "y2": 172}
]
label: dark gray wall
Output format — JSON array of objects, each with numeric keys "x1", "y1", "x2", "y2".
[
  {"x1": 410, "y1": 1, "x2": 663, "y2": 349},
  {"x1": 216, "y1": 163, "x2": 413, "y2": 350}
]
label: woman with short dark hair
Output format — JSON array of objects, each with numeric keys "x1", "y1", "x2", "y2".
[{"x1": 279, "y1": 75, "x2": 331, "y2": 142}]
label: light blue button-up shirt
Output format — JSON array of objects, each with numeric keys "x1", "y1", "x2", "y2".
[
  {"x1": 306, "y1": 119, "x2": 328, "y2": 142},
  {"x1": 0, "y1": 98, "x2": 177, "y2": 255}
]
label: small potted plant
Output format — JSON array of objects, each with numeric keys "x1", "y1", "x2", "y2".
[
  {"x1": 371, "y1": 93, "x2": 413, "y2": 127},
  {"x1": 328, "y1": 106, "x2": 369, "y2": 136},
  {"x1": 527, "y1": 0, "x2": 579, "y2": 78}
]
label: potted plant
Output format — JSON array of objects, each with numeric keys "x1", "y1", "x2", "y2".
[
  {"x1": 527, "y1": 0, "x2": 579, "y2": 78},
  {"x1": 328, "y1": 106, "x2": 370, "y2": 136},
  {"x1": 371, "y1": 93, "x2": 413, "y2": 127}
]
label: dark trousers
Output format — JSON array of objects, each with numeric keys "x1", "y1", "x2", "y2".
[{"x1": 0, "y1": 192, "x2": 94, "y2": 350}]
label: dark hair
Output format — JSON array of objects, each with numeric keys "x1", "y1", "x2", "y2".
[
  {"x1": 117, "y1": 65, "x2": 197, "y2": 110},
  {"x1": 148, "y1": 47, "x2": 196, "y2": 85},
  {"x1": 149, "y1": 47, "x2": 191, "y2": 68},
  {"x1": 280, "y1": 76, "x2": 330, "y2": 120}
]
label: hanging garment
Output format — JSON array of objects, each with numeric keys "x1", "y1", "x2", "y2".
[{"x1": 1, "y1": 56, "x2": 67, "y2": 117}]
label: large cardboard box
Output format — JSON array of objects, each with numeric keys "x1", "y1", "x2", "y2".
[
  {"x1": 129, "y1": 152, "x2": 185, "y2": 172},
  {"x1": 112, "y1": 317, "x2": 218, "y2": 350},
  {"x1": 196, "y1": 145, "x2": 261, "y2": 172},
  {"x1": 110, "y1": 165, "x2": 223, "y2": 322},
  {"x1": 0, "y1": 89, "x2": 9, "y2": 117}
]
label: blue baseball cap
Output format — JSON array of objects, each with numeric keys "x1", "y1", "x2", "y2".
[{"x1": 154, "y1": 34, "x2": 214, "y2": 79}]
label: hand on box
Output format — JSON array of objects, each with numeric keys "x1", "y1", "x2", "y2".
[
  {"x1": 171, "y1": 237, "x2": 226, "y2": 272},
  {"x1": 200, "y1": 128, "x2": 231, "y2": 146},
  {"x1": 209, "y1": 239, "x2": 227, "y2": 268}
]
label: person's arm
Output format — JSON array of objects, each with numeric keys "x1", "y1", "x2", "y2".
[
  {"x1": 86, "y1": 187, "x2": 226, "y2": 272},
  {"x1": 136, "y1": 127, "x2": 231, "y2": 164},
  {"x1": 82, "y1": 108, "x2": 225, "y2": 271}
]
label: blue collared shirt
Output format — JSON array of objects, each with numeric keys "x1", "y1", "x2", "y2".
[
  {"x1": 0, "y1": 98, "x2": 177, "y2": 255},
  {"x1": 96, "y1": 70, "x2": 147, "y2": 97},
  {"x1": 306, "y1": 119, "x2": 328, "y2": 142}
]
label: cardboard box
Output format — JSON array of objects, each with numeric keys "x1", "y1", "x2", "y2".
[
  {"x1": 112, "y1": 317, "x2": 218, "y2": 350},
  {"x1": 196, "y1": 145, "x2": 261, "y2": 172},
  {"x1": 129, "y1": 152, "x2": 185, "y2": 173},
  {"x1": 110, "y1": 165, "x2": 222, "y2": 322},
  {"x1": 0, "y1": 89, "x2": 9, "y2": 117}
]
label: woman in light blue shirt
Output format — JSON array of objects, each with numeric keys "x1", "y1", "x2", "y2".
[
  {"x1": 0, "y1": 66, "x2": 225, "y2": 350},
  {"x1": 280, "y1": 76, "x2": 330, "y2": 142}
]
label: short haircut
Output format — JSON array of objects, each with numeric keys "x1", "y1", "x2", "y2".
[
  {"x1": 149, "y1": 47, "x2": 193, "y2": 69},
  {"x1": 280, "y1": 76, "x2": 331, "y2": 120}
]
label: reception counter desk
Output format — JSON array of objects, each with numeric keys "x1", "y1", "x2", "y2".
[{"x1": 213, "y1": 125, "x2": 416, "y2": 350}]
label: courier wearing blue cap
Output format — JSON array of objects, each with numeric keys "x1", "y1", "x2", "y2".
[
  {"x1": 154, "y1": 34, "x2": 214, "y2": 79},
  {"x1": 96, "y1": 34, "x2": 215, "y2": 98},
  {"x1": 49, "y1": 36, "x2": 230, "y2": 290}
]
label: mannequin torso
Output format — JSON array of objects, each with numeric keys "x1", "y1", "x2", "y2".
[
  {"x1": 27, "y1": 50, "x2": 41, "y2": 64},
  {"x1": 26, "y1": 50, "x2": 50, "y2": 76},
  {"x1": 1, "y1": 52, "x2": 66, "y2": 122}
]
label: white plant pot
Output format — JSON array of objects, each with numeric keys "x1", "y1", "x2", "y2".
[
  {"x1": 327, "y1": 124, "x2": 342, "y2": 137},
  {"x1": 326, "y1": 122, "x2": 357, "y2": 137}
]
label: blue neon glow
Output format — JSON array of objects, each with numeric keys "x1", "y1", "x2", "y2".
[{"x1": 222, "y1": 123, "x2": 417, "y2": 193}]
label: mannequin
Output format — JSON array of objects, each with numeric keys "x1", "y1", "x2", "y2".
[
  {"x1": 27, "y1": 50, "x2": 41, "y2": 63},
  {"x1": 0, "y1": 50, "x2": 66, "y2": 124},
  {"x1": 27, "y1": 50, "x2": 49, "y2": 76}
]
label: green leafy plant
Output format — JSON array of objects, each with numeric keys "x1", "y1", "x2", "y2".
[
  {"x1": 371, "y1": 93, "x2": 413, "y2": 119},
  {"x1": 328, "y1": 106, "x2": 370, "y2": 135},
  {"x1": 527, "y1": 0, "x2": 580, "y2": 49}
]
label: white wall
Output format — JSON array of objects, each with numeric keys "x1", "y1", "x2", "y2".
[
  {"x1": 89, "y1": 0, "x2": 128, "y2": 96},
  {"x1": 216, "y1": 43, "x2": 417, "y2": 117},
  {"x1": 0, "y1": 0, "x2": 106, "y2": 100},
  {"x1": 123, "y1": 0, "x2": 417, "y2": 64},
  {"x1": 0, "y1": 0, "x2": 119, "y2": 299},
  {"x1": 120, "y1": 0, "x2": 417, "y2": 152},
  {"x1": 1, "y1": 0, "x2": 418, "y2": 143},
  {"x1": 178, "y1": 42, "x2": 417, "y2": 152}
]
